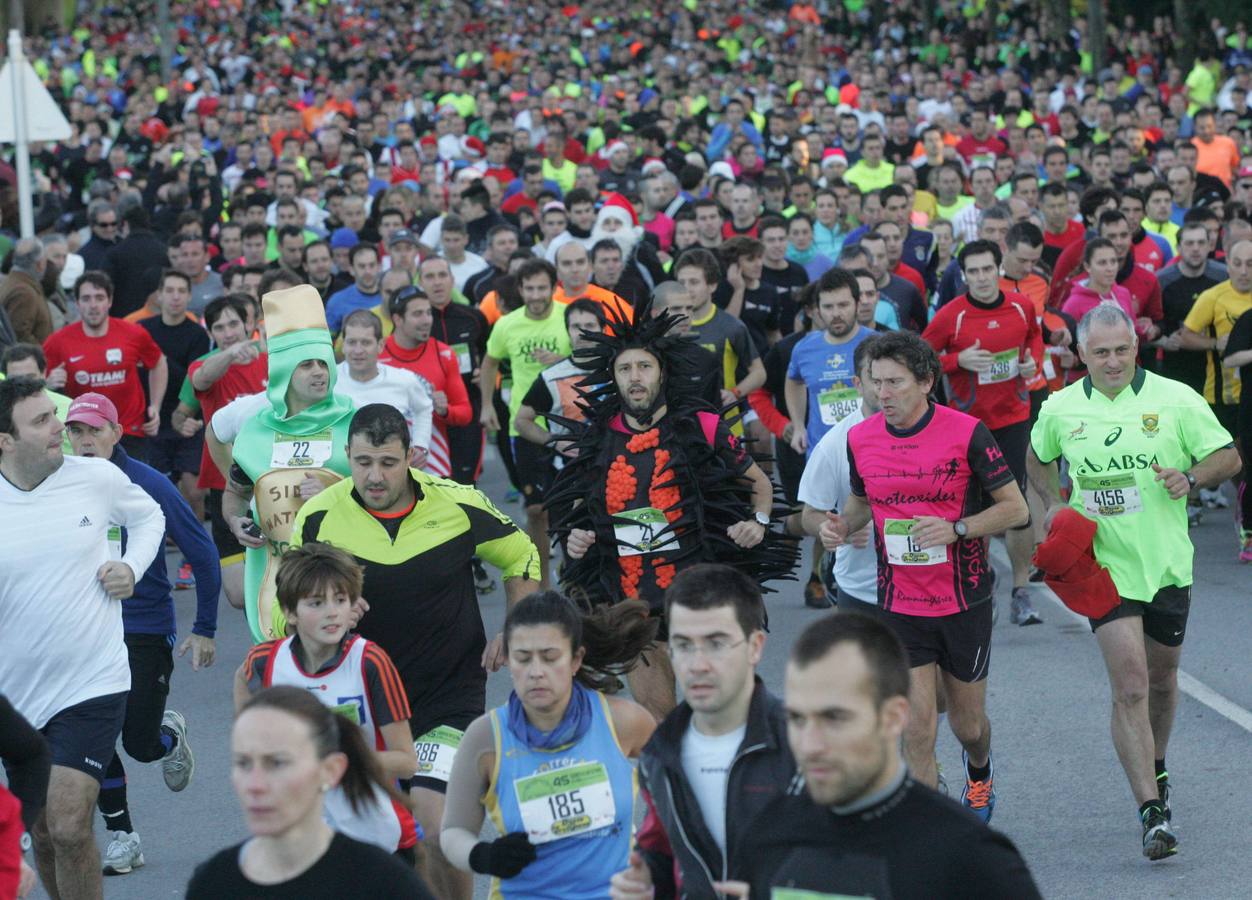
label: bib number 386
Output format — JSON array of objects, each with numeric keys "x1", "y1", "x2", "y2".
[{"x1": 514, "y1": 761, "x2": 615, "y2": 844}]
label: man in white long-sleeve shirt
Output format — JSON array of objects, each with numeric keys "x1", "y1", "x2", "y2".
[
  {"x1": 336, "y1": 308, "x2": 434, "y2": 470},
  {"x1": 0, "y1": 376, "x2": 165, "y2": 900}
]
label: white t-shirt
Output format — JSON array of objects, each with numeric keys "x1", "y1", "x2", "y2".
[
  {"x1": 210, "y1": 391, "x2": 269, "y2": 444},
  {"x1": 0, "y1": 456, "x2": 165, "y2": 728},
  {"x1": 797, "y1": 405, "x2": 878, "y2": 605},
  {"x1": 447, "y1": 252, "x2": 489, "y2": 292},
  {"x1": 335, "y1": 362, "x2": 434, "y2": 451},
  {"x1": 681, "y1": 721, "x2": 746, "y2": 857}
]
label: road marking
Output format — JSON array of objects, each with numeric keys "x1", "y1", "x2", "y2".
[
  {"x1": 1177, "y1": 671, "x2": 1252, "y2": 734},
  {"x1": 989, "y1": 543, "x2": 1252, "y2": 733}
]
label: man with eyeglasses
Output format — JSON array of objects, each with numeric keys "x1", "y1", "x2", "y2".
[
  {"x1": 79, "y1": 201, "x2": 119, "y2": 273},
  {"x1": 609, "y1": 564, "x2": 796, "y2": 900}
]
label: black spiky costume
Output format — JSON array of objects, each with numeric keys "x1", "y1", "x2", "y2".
[{"x1": 545, "y1": 299, "x2": 798, "y2": 626}]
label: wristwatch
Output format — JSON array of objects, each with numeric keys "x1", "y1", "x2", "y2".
[
  {"x1": 952, "y1": 519, "x2": 969, "y2": 538},
  {"x1": 753, "y1": 511, "x2": 771, "y2": 527},
  {"x1": 1185, "y1": 471, "x2": 1197, "y2": 488}
]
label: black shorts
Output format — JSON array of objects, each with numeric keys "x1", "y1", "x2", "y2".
[
  {"x1": 206, "y1": 488, "x2": 245, "y2": 564},
  {"x1": 776, "y1": 438, "x2": 806, "y2": 507},
  {"x1": 1088, "y1": 584, "x2": 1191, "y2": 647},
  {"x1": 119, "y1": 433, "x2": 148, "y2": 463},
  {"x1": 41, "y1": 691, "x2": 128, "y2": 782},
  {"x1": 409, "y1": 708, "x2": 482, "y2": 794},
  {"x1": 990, "y1": 420, "x2": 1030, "y2": 493},
  {"x1": 879, "y1": 601, "x2": 994, "y2": 683},
  {"x1": 512, "y1": 438, "x2": 555, "y2": 507},
  {"x1": 147, "y1": 429, "x2": 204, "y2": 476},
  {"x1": 1028, "y1": 388, "x2": 1048, "y2": 427}
]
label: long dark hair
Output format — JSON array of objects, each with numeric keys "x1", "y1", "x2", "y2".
[
  {"x1": 503, "y1": 591, "x2": 658, "y2": 692},
  {"x1": 237, "y1": 686, "x2": 397, "y2": 815}
]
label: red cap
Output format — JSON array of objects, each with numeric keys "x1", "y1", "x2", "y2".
[
  {"x1": 65, "y1": 393, "x2": 119, "y2": 428},
  {"x1": 419, "y1": 134, "x2": 437, "y2": 147}
]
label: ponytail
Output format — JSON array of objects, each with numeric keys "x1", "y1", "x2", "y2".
[
  {"x1": 504, "y1": 591, "x2": 659, "y2": 692},
  {"x1": 238, "y1": 686, "x2": 402, "y2": 816}
]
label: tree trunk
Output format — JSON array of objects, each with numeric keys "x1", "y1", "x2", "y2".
[
  {"x1": 1087, "y1": 0, "x2": 1107, "y2": 77},
  {"x1": 1172, "y1": 0, "x2": 1197, "y2": 72}
]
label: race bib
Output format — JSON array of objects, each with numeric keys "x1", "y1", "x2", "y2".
[
  {"x1": 514, "y1": 761, "x2": 616, "y2": 845},
  {"x1": 978, "y1": 349, "x2": 1019, "y2": 384},
  {"x1": 107, "y1": 524, "x2": 122, "y2": 560},
  {"x1": 271, "y1": 430, "x2": 333, "y2": 468},
  {"x1": 413, "y1": 725, "x2": 463, "y2": 783},
  {"x1": 1078, "y1": 472, "x2": 1143, "y2": 517},
  {"x1": 613, "y1": 507, "x2": 678, "y2": 557},
  {"x1": 882, "y1": 518, "x2": 948, "y2": 566},
  {"x1": 451, "y1": 342, "x2": 472, "y2": 375},
  {"x1": 772, "y1": 891, "x2": 871, "y2": 900},
  {"x1": 330, "y1": 700, "x2": 362, "y2": 726},
  {"x1": 817, "y1": 386, "x2": 860, "y2": 426}
]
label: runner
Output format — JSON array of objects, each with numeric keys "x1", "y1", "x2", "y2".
[
  {"x1": 1029, "y1": 303, "x2": 1240, "y2": 859},
  {"x1": 187, "y1": 687, "x2": 433, "y2": 897},
  {"x1": 336, "y1": 309, "x2": 433, "y2": 469},
  {"x1": 547, "y1": 298, "x2": 796, "y2": 720},
  {"x1": 61, "y1": 393, "x2": 218, "y2": 876},
  {"x1": 378, "y1": 285, "x2": 473, "y2": 480},
  {"x1": 479, "y1": 258, "x2": 573, "y2": 588},
  {"x1": 785, "y1": 267, "x2": 875, "y2": 458},
  {"x1": 722, "y1": 612, "x2": 1042, "y2": 899},
  {"x1": 171, "y1": 295, "x2": 268, "y2": 611},
  {"x1": 608, "y1": 564, "x2": 797, "y2": 899},
  {"x1": 440, "y1": 591, "x2": 657, "y2": 899},
  {"x1": 235, "y1": 543, "x2": 419, "y2": 859},
  {"x1": 0, "y1": 376, "x2": 166, "y2": 900},
  {"x1": 287, "y1": 403, "x2": 541, "y2": 900},
  {"x1": 42, "y1": 271, "x2": 168, "y2": 462},
  {"x1": 222, "y1": 285, "x2": 356, "y2": 642},
  {"x1": 822, "y1": 331, "x2": 1029, "y2": 819},
  {"x1": 923, "y1": 239, "x2": 1046, "y2": 625}
]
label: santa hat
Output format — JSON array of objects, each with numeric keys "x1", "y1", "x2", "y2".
[
  {"x1": 604, "y1": 140, "x2": 630, "y2": 158},
  {"x1": 708, "y1": 160, "x2": 736, "y2": 182},
  {"x1": 821, "y1": 147, "x2": 848, "y2": 168},
  {"x1": 600, "y1": 193, "x2": 639, "y2": 226},
  {"x1": 640, "y1": 157, "x2": 667, "y2": 176},
  {"x1": 461, "y1": 136, "x2": 485, "y2": 160}
]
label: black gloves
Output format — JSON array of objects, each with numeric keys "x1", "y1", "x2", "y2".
[{"x1": 468, "y1": 831, "x2": 537, "y2": 878}]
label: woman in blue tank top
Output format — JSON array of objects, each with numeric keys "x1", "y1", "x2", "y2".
[{"x1": 440, "y1": 591, "x2": 658, "y2": 899}]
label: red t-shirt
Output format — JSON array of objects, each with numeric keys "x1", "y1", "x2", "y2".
[
  {"x1": 1042, "y1": 220, "x2": 1085, "y2": 251},
  {"x1": 378, "y1": 336, "x2": 471, "y2": 478},
  {"x1": 501, "y1": 191, "x2": 539, "y2": 217},
  {"x1": 955, "y1": 134, "x2": 1007, "y2": 164},
  {"x1": 922, "y1": 291, "x2": 1044, "y2": 430},
  {"x1": 188, "y1": 350, "x2": 269, "y2": 489},
  {"x1": 43, "y1": 319, "x2": 163, "y2": 436}
]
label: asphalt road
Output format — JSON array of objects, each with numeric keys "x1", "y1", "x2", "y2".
[{"x1": 13, "y1": 459, "x2": 1252, "y2": 899}]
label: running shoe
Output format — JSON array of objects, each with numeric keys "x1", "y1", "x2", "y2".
[
  {"x1": 1009, "y1": 587, "x2": 1043, "y2": 626},
  {"x1": 1141, "y1": 804, "x2": 1178, "y2": 860},
  {"x1": 936, "y1": 759, "x2": 949, "y2": 796},
  {"x1": 1240, "y1": 531, "x2": 1252, "y2": 565},
  {"x1": 102, "y1": 831, "x2": 144, "y2": 875},
  {"x1": 1028, "y1": 565, "x2": 1046, "y2": 583},
  {"x1": 961, "y1": 750, "x2": 996, "y2": 824},
  {"x1": 1157, "y1": 771, "x2": 1172, "y2": 822},
  {"x1": 1201, "y1": 488, "x2": 1228, "y2": 509},
  {"x1": 161, "y1": 710, "x2": 194, "y2": 792},
  {"x1": 472, "y1": 558, "x2": 497, "y2": 595},
  {"x1": 504, "y1": 488, "x2": 522, "y2": 504},
  {"x1": 804, "y1": 574, "x2": 830, "y2": 609},
  {"x1": 175, "y1": 561, "x2": 194, "y2": 590}
]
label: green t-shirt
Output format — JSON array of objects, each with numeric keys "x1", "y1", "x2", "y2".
[
  {"x1": 1030, "y1": 369, "x2": 1233, "y2": 601},
  {"x1": 936, "y1": 196, "x2": 973, "y2": 221},
  {"x1": 485, "y1": 304, "x2": 572, "y2": 436}
]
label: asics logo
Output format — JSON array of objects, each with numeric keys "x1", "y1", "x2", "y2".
[{"x1": 1104, "y1": 427, "x2": 1122, "y2": 446}]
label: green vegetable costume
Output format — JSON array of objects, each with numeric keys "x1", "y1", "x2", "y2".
[{"x1": 231, "y1": 285, "x2": 355, "y2": 641}]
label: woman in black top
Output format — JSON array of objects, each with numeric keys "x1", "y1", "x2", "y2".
[{"x1": 186, "y1": 686, "x2": 433, "y2": 899}]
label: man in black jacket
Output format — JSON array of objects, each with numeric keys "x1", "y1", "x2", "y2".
[
  {"x1": 104, "y1": 205, "x2": 170, "y2": 318},
  {"x1": 610, "y1": 564, "x2": 797, "y2": 899},
  {"x1": 721, "y1": 613, "x2": 1041, "y2": 900}
]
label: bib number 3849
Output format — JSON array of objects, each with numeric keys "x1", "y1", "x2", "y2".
[{"x1": 514, "y1": 761, "x2": 615, "y2": 844}]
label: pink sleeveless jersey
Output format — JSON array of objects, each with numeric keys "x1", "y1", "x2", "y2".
[{"x1": 847, "y1": 404, "x2": 1008, "y2": 616}]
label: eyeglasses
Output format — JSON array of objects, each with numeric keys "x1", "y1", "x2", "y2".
[
  {"x1": 668, "y1": 637, "x2": 747, "y2": 661},
  {"x1": 95, "y1": 220, "x2": 117, "y2": 229}
]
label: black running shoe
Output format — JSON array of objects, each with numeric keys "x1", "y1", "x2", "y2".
[{"x1": 1141, "y1": 804, "x2": 1178, "y2": 860}]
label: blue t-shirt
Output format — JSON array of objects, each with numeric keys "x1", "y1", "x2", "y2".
[
  {"x1": 325, "y1": 284, "x2": 383, "y2": 334},
  {"x1": 787, "y1": 326, "x2": 874, "y2": 453}
]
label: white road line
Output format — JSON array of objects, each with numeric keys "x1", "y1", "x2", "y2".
[
  {"x1": 1177, "y1": 671, "x2": 1252, "y2": 734},
  {"x1": 989, "y1": 543, "x2": 1252, "y2": 733}
]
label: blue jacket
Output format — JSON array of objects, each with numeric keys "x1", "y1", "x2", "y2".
[{"x1": 110, "y1": 447, "x2": 220, "y2": 638}]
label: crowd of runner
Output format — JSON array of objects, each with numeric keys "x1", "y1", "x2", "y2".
[{"x1": 2, "y1": 0, "x2": 1251, "y2": 895}]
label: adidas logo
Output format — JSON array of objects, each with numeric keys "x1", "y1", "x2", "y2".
[{"x1": 79, "y1": 516, "x2": 92, "y2": 527}]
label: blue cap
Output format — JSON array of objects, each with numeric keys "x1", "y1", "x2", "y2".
[{"x1": 330, "y1": 227, "x2": 358, "y2": 249}]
